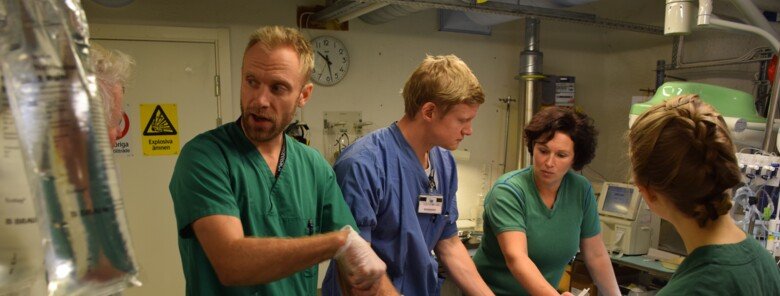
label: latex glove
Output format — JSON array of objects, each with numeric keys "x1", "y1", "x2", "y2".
[{"x1": 334, "y1": 226, "x2": 386, "y2": 290}]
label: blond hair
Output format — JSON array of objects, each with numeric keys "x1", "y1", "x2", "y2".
[
  {"x1": 91, "y1": 43, "x2": 134, "y2": 127},
  {"x1": 402, "y1": 55, "x2": 484, "y2": 117},
  {"x1": 245, "y1": 26, "x2": 314, "y2": 81},
  {"x1": 628, "y1": 95, "x2": 741, "y2": 227}
]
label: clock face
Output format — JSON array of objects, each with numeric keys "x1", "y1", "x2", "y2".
[{"x1": 311, "y1": 36, "x2": 349, "y2": 86}]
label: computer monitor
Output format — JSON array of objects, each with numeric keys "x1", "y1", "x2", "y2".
[
  {"x1": 598, "y1": 182, "x2": 643, "y2": 221},
  {"x1": 650, "y1": 214, "x2": 687, "y2": 256}
]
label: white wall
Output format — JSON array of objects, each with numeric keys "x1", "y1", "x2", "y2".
[
  {"x1": 82, "y1": 0, "x2": 779, "y2": 293},
  {"x1": 82, "y1": 0, "x2": 678, "y2": 218},
  {"x1": 84, "y1": 0, "x2": 529, "y2": 221}
]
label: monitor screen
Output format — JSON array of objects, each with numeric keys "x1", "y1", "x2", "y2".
[
  {"x1": 657, "y1": 219, "x2": 687, "y2": 256},
  {"x1": 602, "y1": 185, "x2": 634, "y2": 216}
]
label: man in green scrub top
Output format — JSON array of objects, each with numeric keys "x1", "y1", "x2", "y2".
[{"x1": 169, "y1": 26, "x2": 386, "y2": 296}]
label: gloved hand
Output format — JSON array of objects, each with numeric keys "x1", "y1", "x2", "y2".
[{"x1": 334, "y1": 226, "x2": 387, "y2": 290}]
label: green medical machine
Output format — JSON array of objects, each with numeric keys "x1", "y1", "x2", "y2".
[{"x1": 629, "y1": 82, "x2": 767, "y2": 148}]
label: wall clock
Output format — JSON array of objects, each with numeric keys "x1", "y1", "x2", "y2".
[{"x1": 311, "y1": 35, "x2": 349, "y2": 86}]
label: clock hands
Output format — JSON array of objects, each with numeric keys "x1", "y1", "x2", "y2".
[
  {"x1": 311, "y1": 36, "x2": 348, "y2": 85},
  {"x1": 318, "y1": 51, "x2": 334, "y2": 82},
  {"x1": 317, "y1": 51, "x2": 331, "y2": 64},
  {"x1": 326, "y1": 62, "x2": 334, "y2": 82},
  {"x1": 317, "y1": 64, "x2": 327, "y2": 80}
]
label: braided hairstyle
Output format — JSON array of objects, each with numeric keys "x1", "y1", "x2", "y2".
[{"x1": 628, "y1": 95, "x2": 741, "y2": 227}]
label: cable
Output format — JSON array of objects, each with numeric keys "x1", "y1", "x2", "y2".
[
  {"x1": 773, "y1": 185, "x2": 780, "y2": 220},
  {"x1": 757, "y1": 188, "x2": 774, "y2": 209},
  {"x1": 298, "y1": 12, "x2": 314, "y2": 29},
  {"x1": 732, "y1": 184, "x2": 754, "y2": 228},
  {"x1": 739, "y1": 147, "x2": 773, "y2": 155},
  {"x1": 336, "y1": 132, "x2": 350, "y2": 153}
]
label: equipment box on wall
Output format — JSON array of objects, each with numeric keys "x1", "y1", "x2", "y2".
[{"x1": 542, "y1": 75, "x2": 576, "y2": 107}]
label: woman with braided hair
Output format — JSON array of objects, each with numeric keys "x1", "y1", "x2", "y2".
[{"x1": 629, "y1": 94, "x2": 780, "y2": 295}]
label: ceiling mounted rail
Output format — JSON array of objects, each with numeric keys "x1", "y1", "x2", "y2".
[{"x1": 312, "y1": 0, "x2": 664, "y2": 35}]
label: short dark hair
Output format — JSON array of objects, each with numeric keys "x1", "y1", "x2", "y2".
[{"x1": 524, "y1": 106, "x2": 598, "y2": 171}]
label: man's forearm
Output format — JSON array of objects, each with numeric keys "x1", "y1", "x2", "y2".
[
  {"x1": 436, "y1": 237, "x2": 494, "y2": 296},
  {"x1": 215, "y1": 230, "x2": 347, "y2": 286},
  {"x1": 341, "y1": 274, "x2": 398, "y2": 296}
]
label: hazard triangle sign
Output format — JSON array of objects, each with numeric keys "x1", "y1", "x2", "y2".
[{"x1": 140, "y1": 103, "x2": 180, "y2": 156}]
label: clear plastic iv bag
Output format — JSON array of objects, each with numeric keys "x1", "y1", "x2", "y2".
[{"x1": 0, "y1": 0, "x2": 140, "y2": 295}]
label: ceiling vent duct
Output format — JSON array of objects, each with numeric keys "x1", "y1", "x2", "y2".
[{"x1": 313, "y1": 0, "x2": 662, "y2": 35}]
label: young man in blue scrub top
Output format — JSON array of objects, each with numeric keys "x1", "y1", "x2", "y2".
[
  {"x1": 169, "y1": 26, "x2": 386, "y2": 295},
  {"x1": 322, "y1": 55, "x2": 494, "y2": 296}
]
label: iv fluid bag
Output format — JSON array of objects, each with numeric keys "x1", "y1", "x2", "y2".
[
  {"x1": 0, "y1": 0, "x2": 140, "y2": 295},
  {"x1": 0, "y1": 75, "x2": 47, "y2": 296}
]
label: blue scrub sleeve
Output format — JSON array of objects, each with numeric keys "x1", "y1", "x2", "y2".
[
  {"x1": 485, "y1": 184, "x2": 527, "y2": 234},
  {"x1": 318, "y1": 165, "x2": 358, "y2": 233},
  {"x1": 441, "y1": 161, "x2": 459, "y2": 240},
  {"x1": 580, "y1": 185, "x2": 601, "y2": 238},
  {"x1": 169, "y1": 139, "x2": 239, "y2": 238},
  {"x1": 333, "y1": 156, "x2": 380, "y2": 242}
]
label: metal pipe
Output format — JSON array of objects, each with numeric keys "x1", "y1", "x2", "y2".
[
  {"x1": 520, "y1": 79, "x2": 538, "y2": 168},
  {"x1": 696, "y1": 0, "x2": 779, "y2": 51},
  {"x1": 730, "y1": 0, "x2": 780, "y2": 41},
  {"x1": 746, "y1": 120, "x2": 780, "y2": 132},
  {"x1": 757, "y1": 60, "x2": 771, "y2": 117},
  {"x1": 520, "y1": 18, "x2": 543, "y2": 75},
  {"x1": 525, "y1": 17, "x2": 540, "y2": 52},
  {"x1": 764, "y1": 72, "x2": 780, "y2": 152},
  {"x1": 377, "y1": 0, "x2": 663, "y2": 35},
  {"x1": 518, "y1": 17, "x2": 543, "y2": 169},
  {"x1": 312, "y1": 1, "x2": 389, "y2": 23},
  {"x1": 336, "y1": 3, "x2": 390, "y2": 23},
  {"x1": 670, "y1": 36, "x2": 773, "y2": 70},
  {"x1": 524, "y1": 80, "x2": 538, "y2": 125},
  {"x1": 708, "y1": 18, "x2": 780, "y2": 52},
  {"x1": 692, "y1": 0, "x2": 780, "y2": 151},
  {"x1": 500, "y1": 96, "x2": 515, "y2": 171},
  {"x1": 697, "y1": 0, "x2": 713, "y2": 26},
  {"x1": 504, "y1": 100, "x2": 512, "y2": 169},
  {"x1": 655, "y1": 60, "x2": 666, "y2": 90}
]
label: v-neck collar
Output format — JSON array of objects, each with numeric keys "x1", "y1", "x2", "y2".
[
  {"x1": 528, "y1": 166, "x2": 567, "y2": 217},
  {"x1": 230, "y1": 118, "x2": 289, "y2": 184},
  {"x1": 390, "y1": 122, "x2": 432, "y2": 180}
]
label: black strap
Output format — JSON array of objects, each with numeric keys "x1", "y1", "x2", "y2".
[
  {"x1": 275, "y1": 137, "x2": 287, "y2": 179},
  {"x1": 428, "y1": 165, "x2": 436, "y2": 192}
]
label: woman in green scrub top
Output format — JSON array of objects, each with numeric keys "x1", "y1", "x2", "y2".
[
  {"x1": 473, "y1": 106, "x2": 620, "y2": 296},
  {"x1": 628, "y1": 94, "x2": 780, "y2": 295}
]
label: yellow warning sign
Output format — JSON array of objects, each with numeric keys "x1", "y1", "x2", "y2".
[{"x1": 140, "y1": 104, "x2": 180, "y2": 156}]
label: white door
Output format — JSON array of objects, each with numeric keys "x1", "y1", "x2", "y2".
[{"x1": 92, "y1": 25, "x2": 232, "y2": 295}]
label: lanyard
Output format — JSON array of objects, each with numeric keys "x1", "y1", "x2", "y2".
[
  {"x1": 428, "y1": 165, "x2": 436, "y2": 193},
  {"x1": 275, "y1": 137, "x2": 287, "y2": 179},
  {"x1": 269, "y1": 137, "x2": 287, "y2": 193},
  {"x1": 238, "y1": 117, "x2": 287, "y2": 180}
]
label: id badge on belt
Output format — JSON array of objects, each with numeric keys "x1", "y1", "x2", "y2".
[{"x1": 418, "y1": 194, "x2": 444, "y2": 214}]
